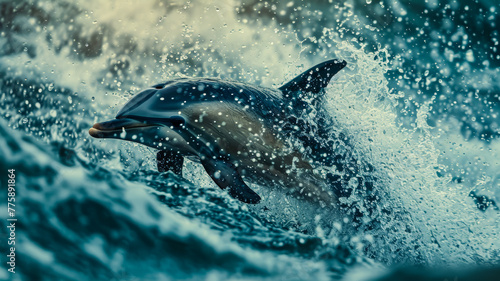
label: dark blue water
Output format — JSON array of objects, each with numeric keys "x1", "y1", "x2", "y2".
[{"x1": 1, "y1": 1, "x2": 499, "y2": 280}]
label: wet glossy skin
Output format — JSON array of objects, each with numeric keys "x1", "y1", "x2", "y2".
[
  {"x1": 90, "y1": 78, "x2": 335, "y2": 204},
  {"x1": 90, "y1": 59, "x2": 348, "y2": 205}
]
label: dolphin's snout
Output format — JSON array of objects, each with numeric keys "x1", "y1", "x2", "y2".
[
  {"x1": 89, "y1": 118, "x2": 155, "y2": 139},
  {"x1": 88, "y1": 127, "x2": 102, "y2": 138},
  {"x1": 92, "y1": 118, "x2": 146, "y2": 130}
]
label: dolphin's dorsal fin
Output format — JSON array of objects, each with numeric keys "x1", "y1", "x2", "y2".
[{"x1": 279, "y1": 59, "x2": 347, "y2": 95}]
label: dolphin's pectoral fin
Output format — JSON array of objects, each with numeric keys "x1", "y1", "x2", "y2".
[
  {"x1": 226, "y1": 181, "x2": 261, "y2": 204},
  {"x1": 201, "y1": 158, "x2": 261, "y2": 204},
  {"x1": 157, "y1": 151, "x2": 184, "y2": 176},
  {"x1": 279, "y1": 59, "x2": 347, "y2": 95}
]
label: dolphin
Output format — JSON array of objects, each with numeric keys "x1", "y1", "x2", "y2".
[{"x1": 89, "y1": 59, "x2": 347, "y2": 205}]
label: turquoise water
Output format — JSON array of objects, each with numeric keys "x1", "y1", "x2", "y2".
[{"x1": 1, "y1": 1, "x2": 499, "y2": 280}]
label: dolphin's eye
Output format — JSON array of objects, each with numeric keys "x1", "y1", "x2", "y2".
[{"x1": 169, "y1": 116, "x2": 185, "y2": 127}]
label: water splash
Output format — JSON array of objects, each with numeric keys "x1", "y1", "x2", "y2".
[{"x1": 1, "y1": 0, "x2": 499, "y2": 280}]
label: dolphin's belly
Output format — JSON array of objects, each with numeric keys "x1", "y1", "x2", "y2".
[{"x1": 183, "y1": 102, "x2": 337, "y2": 205}]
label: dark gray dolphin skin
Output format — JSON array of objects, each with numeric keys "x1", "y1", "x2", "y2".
[{"x1": 89, "y1": 59, "x2": 347, "y2": 205}]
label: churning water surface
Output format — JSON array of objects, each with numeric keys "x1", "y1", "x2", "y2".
[{"x1": 0, "y1": 0, "x2": 499, "y2": 280}]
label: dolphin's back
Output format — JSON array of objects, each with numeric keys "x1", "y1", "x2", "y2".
[{"x1": 117, "y1": 77, "x2": 286, "y2": 125}]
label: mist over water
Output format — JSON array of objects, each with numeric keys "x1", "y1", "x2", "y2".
[{"x1": 1, "y1": 0, "x2": 499, "y2": 280}]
